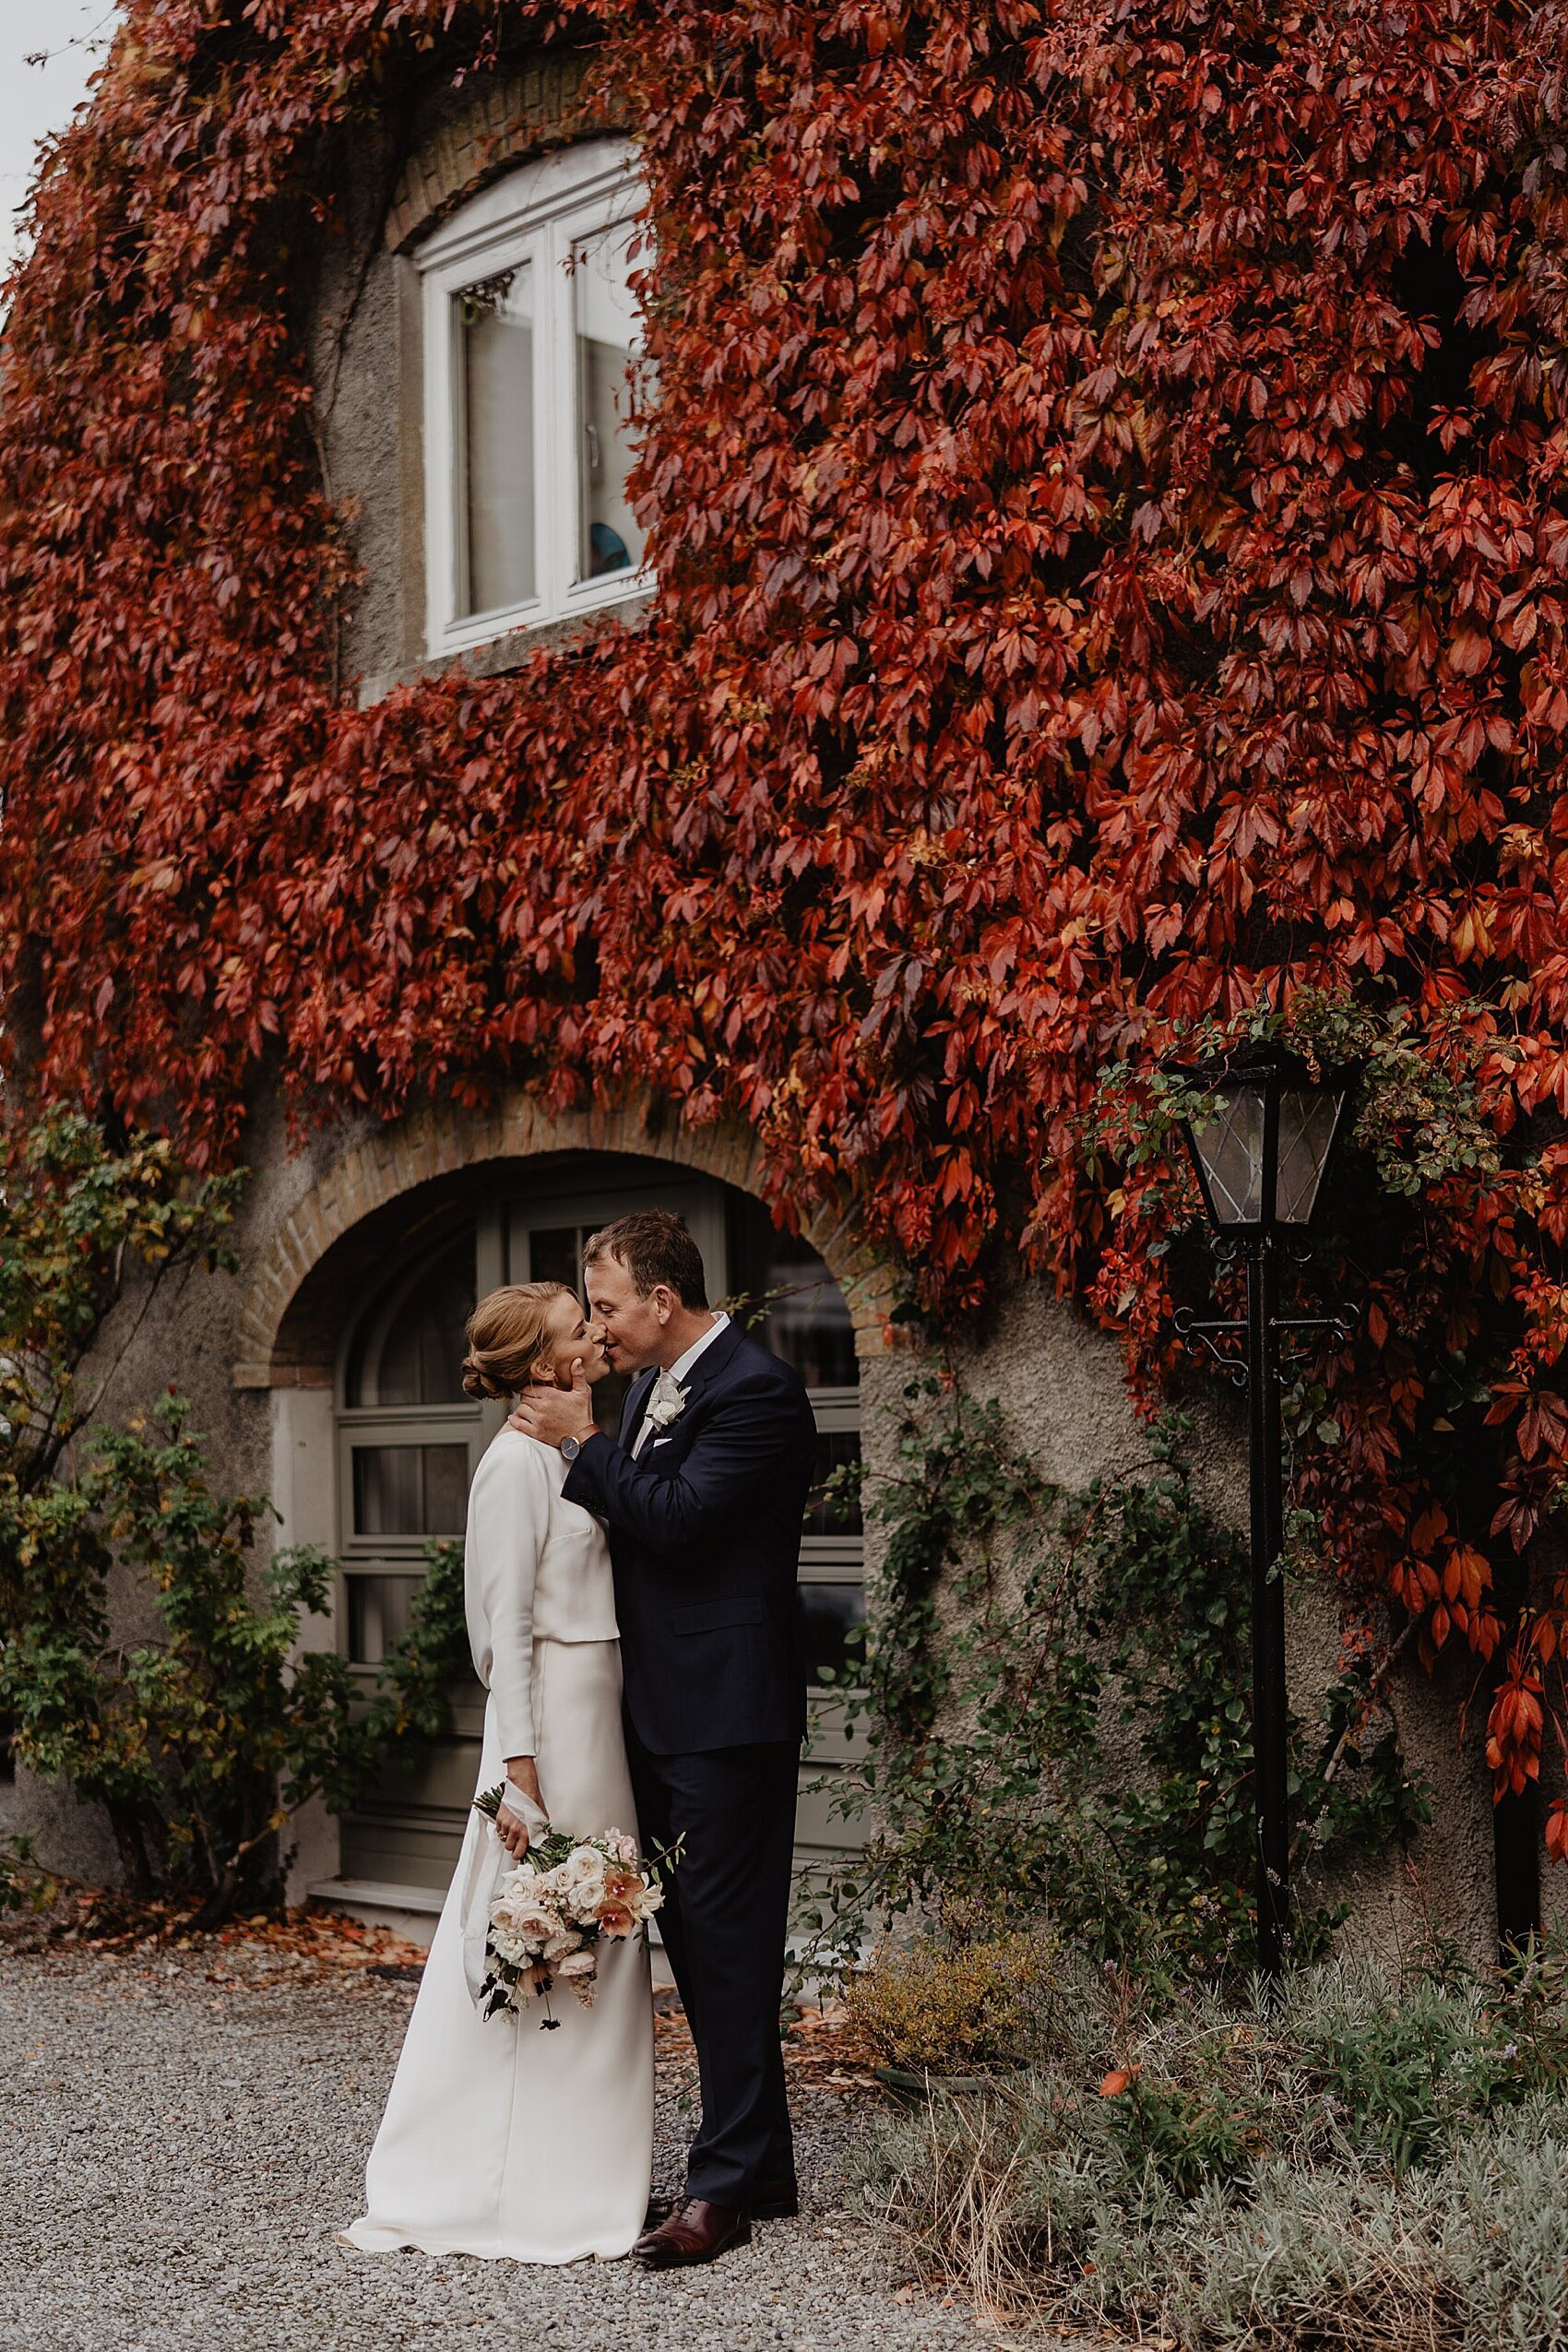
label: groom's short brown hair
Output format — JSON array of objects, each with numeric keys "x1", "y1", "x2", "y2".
[{"x1": 584, "y1": 1210, "x2": 709, "y2": 1309}]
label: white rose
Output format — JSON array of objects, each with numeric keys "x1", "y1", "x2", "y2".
[{"x1": 559, "y1": 1853, "x2": 609, "y2": 1919}]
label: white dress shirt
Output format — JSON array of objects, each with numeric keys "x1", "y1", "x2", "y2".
[
  {"x1": 464, "y1": 1430, "x2": 619, "y2": 1757},
  {"x1": 630, "y1": 1310, "x2": 731, "y2": 1456}
]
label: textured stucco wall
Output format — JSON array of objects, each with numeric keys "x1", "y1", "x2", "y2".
[{"x1": 308, "y1": 121, "x2": 410, "y2": 689}]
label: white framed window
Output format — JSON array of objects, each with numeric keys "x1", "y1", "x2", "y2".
[{"x1": 419, "y1": 137, "x2": 650, "y2": 657}]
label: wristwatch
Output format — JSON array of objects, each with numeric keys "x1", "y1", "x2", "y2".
[{"x1": 560, "y1": 1433, "x2": 583, "y2": 1463}]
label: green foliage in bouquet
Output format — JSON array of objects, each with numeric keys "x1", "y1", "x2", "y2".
[{"x1": 0, "y1": 1113, "x2": 469, "y2": 1922}]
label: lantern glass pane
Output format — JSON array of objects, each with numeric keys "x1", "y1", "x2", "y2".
[
  {"x1": 1191, "y1": 1084, "x2": 1266, "y2": 1226},
  {"x1": 1275, "y1": 1087, "x2": 1342, "y2": 1225}
]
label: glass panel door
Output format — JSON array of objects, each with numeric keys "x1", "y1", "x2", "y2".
[{"x1": 509, "y1": 1176, "x2": 728, "y2": 1439}]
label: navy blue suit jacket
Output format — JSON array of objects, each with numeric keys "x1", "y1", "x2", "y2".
[{"x1": 560, "y1": 1320, "x2": 816, "y2": 1755}]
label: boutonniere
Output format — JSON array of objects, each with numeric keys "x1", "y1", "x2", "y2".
[{"x1": 645, "y1": 1369, "x2": 689, "y2": 1432}]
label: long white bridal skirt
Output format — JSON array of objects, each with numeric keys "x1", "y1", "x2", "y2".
[{"x1": 343, "y1": 1638, "x2": 654, "y2": 2263}]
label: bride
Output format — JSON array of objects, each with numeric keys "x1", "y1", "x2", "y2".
[{"x1": 342, "y1": 1282, "x2": 654, "y2": 2263}]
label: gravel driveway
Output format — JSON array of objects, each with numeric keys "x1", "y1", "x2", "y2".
[{"x1": 0, "y1": 1930, "x2": 1004, "y2": 2352}]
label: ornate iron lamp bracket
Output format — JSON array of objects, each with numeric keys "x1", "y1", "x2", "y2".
[
  {"x1": 1173, "y1": 1307, "x2": 1356, "y2": 1389},
  {"x1": 1172, "y1": 1308, "x2": 1249, "y2": 1390}
]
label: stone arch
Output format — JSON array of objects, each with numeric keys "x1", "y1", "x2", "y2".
[
  {"x1": 385, "y1": 51, "x2": 624, "y2": 255},
  {"x1": 232, "y1": 1090, "x2": 895, "y2": 1389}
]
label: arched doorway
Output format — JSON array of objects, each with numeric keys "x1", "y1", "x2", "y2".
[{"x1": 327, "y1": 1151, "x2": 865, "y2": 1900}]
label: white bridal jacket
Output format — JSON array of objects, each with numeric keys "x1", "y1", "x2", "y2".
[{"x1": 463, "y1": 1428, "x2": 619, "y2": 1757}]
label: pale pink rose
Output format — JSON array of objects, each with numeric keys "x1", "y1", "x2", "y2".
[
  {"x1": 612, "y1": 1833, "x2": 639, "y2": 1866},
  {"x1": 502, "y1": 1897, "x2": 565, "y2": 1948},
  {"x1": 542, "y1": 1928, "x2": 582, "y2": 1962},
  {"x1": 556, "y1": 1949, "x2": 597, "y2": 1979}
]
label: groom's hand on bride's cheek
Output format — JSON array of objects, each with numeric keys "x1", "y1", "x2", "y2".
[{"x1": 508, "y1": 1359, "x2": 597, "y2": 1448}]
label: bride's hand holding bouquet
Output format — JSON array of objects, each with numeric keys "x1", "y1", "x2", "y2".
[
  {"x1": 473, "y1": 1786, "x2": 673, "y2": 2027},
  {"x1": 493, "y1": 1758, "x2": 547, "y2": 1856}
]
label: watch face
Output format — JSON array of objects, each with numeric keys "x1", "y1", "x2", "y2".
[{"x1": 561, "y1": 1435, "x2": 580, "y2": 1461}]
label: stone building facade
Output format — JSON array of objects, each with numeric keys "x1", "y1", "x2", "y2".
[{"x1": 0, "y1": 38, "x2": 1518, "y2": 1961}]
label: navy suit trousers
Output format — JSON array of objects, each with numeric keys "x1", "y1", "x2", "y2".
[{"x1": 627, "y1": 1719, "x2": 799, "y2": 2205}]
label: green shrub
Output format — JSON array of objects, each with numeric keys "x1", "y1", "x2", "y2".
[
  {"x1": 1, "y1": 1395, "x2": 469, "y2": 1922},
  {"x1": 805, "y1": 1386, "x2": 1427, "y2": 1982},
  {"x1": 0, "y1": 1115, "x2": 469, "y2": 1923},
  {"x1": 845, "y1": 1930, "x2": 1057, "y2": 2073}
]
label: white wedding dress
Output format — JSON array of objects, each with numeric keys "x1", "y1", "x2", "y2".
[{"x1": 343, "y1": 1431, "x2": 654, "y2": 2264}]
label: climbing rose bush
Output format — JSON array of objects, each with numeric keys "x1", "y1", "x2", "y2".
[{"x1": 0, "y1": 1, "x2": 1565, "y2": 1816}]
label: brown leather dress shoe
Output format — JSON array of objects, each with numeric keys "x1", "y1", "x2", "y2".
[{"x1": 633, "y1": 2198, "x2": 753, "y2": 2267}]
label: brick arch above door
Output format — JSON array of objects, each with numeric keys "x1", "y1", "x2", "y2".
[{"x1": 232, "y1": 1090, "x2": 895, "y2": 1390}]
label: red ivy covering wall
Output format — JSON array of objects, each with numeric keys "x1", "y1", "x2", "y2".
[{"x1": 1, "y1": 2, "x2": 1566, "y2": 1817}]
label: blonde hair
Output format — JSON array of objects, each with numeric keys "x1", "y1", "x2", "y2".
[{"x1": 461, "y1": 1282, "x2": 576, "y2": 1401}]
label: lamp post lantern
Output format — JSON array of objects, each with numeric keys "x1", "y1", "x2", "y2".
[{"x1": 1172, "y1": 1043, "x2": 1349, "y2": 1985}]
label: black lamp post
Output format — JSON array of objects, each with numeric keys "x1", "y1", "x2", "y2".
[{"x1": 1172, "y1": 1044, "x2": 1349, "y2": 1984}]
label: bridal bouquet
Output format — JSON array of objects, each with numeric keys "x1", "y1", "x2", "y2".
[{"x1": 471, "y1": 1788, "x2": 668, "y2": 2027}]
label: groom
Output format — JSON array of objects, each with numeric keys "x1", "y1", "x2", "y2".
[{"x1": 511, "y1": 1208, "x2": 817, "y2": 2268}]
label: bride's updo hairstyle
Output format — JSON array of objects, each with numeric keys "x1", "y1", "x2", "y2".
[{"x1": 461, "y1": 1282, "x2": 575, "y2": 1401}]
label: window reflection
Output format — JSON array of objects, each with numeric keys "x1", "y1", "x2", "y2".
[
  {"x1": 352, "y1": 1444, "x2": 471, "y2": 1538},
  {"x1": 344, "y1": 1227, "x2": 476, "y2": 1408},
  {"x1": 742, "y1": 1231, "x2": 858, "y2": 1391},
  {"x1": 575, "y1": 220, "x2": 645, "y2": 581},
  {"x1": 797, "y1": 1582, "x2": 866, "y2": 1688},
  {"x1": 806, "y1": 1431, "x2": 862, "y2": 1538},
  {"x1": 348, "y1": 1574, "x2": 419, "y2": 1666},
  {"x1": 458, "y1": 265, "x2": 537, "y2": 615},
  {"x1": 529, "y1": 1224, "x2": 582, "y2": 1287}
]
